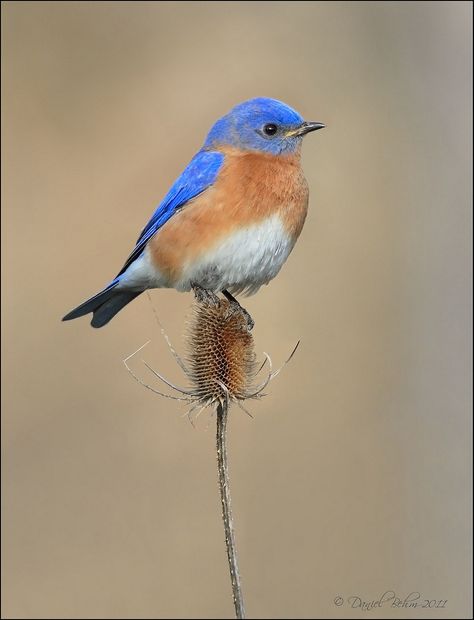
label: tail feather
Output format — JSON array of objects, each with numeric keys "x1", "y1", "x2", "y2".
[
  {"x1": 63, "y1": 283, "x2": 140, "y2": 328},
  {"x1": 90, "y1": 291, "x2": 140, "y2": 328}
]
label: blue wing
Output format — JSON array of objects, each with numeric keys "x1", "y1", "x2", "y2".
[
  {"x1": 62, "y1": 150, "x2": 224, "y2": 327},
  {"x1": 117, "y1": 149, "x2": 224, "y2": 277}
]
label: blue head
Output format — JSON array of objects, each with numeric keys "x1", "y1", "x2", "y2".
[{"x1": 203, "y1": 97, "x2": 324, "y2": 155}]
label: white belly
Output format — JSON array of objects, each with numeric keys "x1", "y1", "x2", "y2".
[
  {"x1": 177, "y1": 213, "x2": 295, "y2": 295},
  {"x1": 117, "y1": 214, "x2": 296, "y2": 295}
]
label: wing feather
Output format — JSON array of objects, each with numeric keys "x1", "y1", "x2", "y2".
[{"x1": 117, "y1": 149, "x2": 224, "y2": 277}]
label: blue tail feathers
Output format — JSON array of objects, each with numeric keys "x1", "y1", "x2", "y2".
[{"x1": 62, "y1": 281, "x2": 140, "y2": 328}]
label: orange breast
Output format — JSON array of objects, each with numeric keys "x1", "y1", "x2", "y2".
[{"x1": 148, "y1": 147, "x2": 309, "y2": 283}]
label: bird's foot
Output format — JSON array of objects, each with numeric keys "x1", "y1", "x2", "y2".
[
  {"x1": 222, "y1": 290, "x2": 254, "y2": 331},
  {"x1": 191, "y1": 284, "x2": 220, "y2": 307}
]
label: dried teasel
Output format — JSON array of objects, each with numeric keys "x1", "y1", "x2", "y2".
[
  {"x1": 186, "y1": 296, "x2": 259, "y2": 404},
  {"x1": 123, "y1": 292, "x2": 299, "y2": 618},
  {"x1": 123, "y1": 293, "x2": 298, "y2": 421}
]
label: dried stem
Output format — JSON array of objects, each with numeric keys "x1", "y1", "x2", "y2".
[
  {"x1": 216, "y1": 399, "x2": 245, "y2": 619},
  {"x1": 125, "y1": 296, "x2": 299, "y2": 618}
]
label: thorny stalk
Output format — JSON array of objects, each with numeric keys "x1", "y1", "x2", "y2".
[
  {"x1": 216, "y1": 397, "x2": 245, "y2": 619},
  {"x1": 123, "y1": 296, "x2": 299, "y2": 618}
]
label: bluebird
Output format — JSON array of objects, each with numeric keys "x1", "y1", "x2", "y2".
[{"x1": 63, "y1": 98, "x2": 324, "y2": 328}]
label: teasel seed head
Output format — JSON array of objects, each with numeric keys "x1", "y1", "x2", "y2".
[
  {"x1": 186, "y1": 297, "x2": 257, "y2": 405},
  {"x1": 123, "y1": 293, "x2": 298, "y2": 421}
]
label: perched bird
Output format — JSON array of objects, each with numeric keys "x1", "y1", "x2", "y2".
[{"x1": 63, "y1": 97, "x2": 324, "y2": 328}]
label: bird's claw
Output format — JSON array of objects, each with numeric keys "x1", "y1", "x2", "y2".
[
  {"x1": 222, "y1": 290, "x2": 254, "y2": 331},
  {"x1": 237, "y1": 305, "x2": 255, "y2": 331},
  {"x1": 191, "y1": 284, "x2": 220, "y2": 306}
]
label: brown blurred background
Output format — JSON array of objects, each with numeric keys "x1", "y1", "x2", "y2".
[{"x1": 1, "y1": 2, "x2": 472, "y2": 618}]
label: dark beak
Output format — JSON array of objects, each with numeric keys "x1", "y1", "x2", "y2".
[{"x1": 291, "y1": 121, "x2": 325, "y2": 137}]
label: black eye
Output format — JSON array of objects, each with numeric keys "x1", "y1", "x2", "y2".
[{"x1": 263, "y1": 123, "x2": 278, "y2": 136}]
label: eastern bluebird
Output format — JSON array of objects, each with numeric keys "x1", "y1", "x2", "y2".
[{"x1": 63, "y1": 98, "x2": 324, "y2": 328}]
